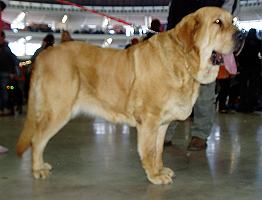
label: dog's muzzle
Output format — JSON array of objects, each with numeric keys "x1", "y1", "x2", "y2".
[{"x1": 210, "y1": 29, "x2": 246, "y2": 66}]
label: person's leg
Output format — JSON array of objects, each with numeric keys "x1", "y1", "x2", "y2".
[
  {"x1": 0, "y1": 76, "x2": 9, "y2": 153},
  {"x1": 247, "y1": 70, "x2": 260, "y2": 112},
  {"x1": 188, "y1": 82, "x2": 216, "y2": 150},
  {"x1": 0, "y1": 74, "x2": 10, "y2": 115},
  {"x1": 218, "y1": 78, "x2": 231, "y2": 112},
  {"x1": 0, "y1": 75, "x2": 4, "y2": 112},
  {"x1": 0, "y1": 145, "x2": 8, "y2": 154},
  {"x1": 228, "y1": 75, "x2": 240, "y2": 110},
  {"x1": 239, "y1": 70, "x2": 249, "y2": 112}
]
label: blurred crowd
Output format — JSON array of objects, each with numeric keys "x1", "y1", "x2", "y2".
[
  {"x1": 9, "y1": 22, "x2": 136, "y2": 35},
  {"x1": 0, "y1": 30, "x2": 72, "y2": 116}
]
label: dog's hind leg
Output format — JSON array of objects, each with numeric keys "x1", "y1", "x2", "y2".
[
  {"x1": 137, "y1": 120, "x2": 174, "y2": 185},
  {"x1": 17, "y1": 87, "x2": 74, "y2": 179},
  {"x1": 31, "y1": 106, "x2": 73, "y2": 179},
  {"x1": 30, "y1": 73, "x2": 79, "y2": 179}
]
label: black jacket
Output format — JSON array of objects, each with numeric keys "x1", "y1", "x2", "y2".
[
  {"x1": 167, "y1": 0, "x2": 226, "y2": 30},
  {"x1": 237, "y1": 29, "x2": 262, "y2": 71},
  {"x1": 0, "y1": 42, "x2": 19, "y2": 74}
]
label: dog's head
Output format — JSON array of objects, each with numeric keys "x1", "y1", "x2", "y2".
[{"x1": 173, "y1": 7, "x2": 244, "y2": 84}]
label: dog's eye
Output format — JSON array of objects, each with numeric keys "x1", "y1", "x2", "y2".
[{"x1": 214, "y1": 19, "x2": 222, "y2": 26}]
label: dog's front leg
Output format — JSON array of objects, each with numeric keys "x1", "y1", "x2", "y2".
[
  {"x1": 156, "y1": 124, "x2": 175, "y2": 179},
  {"x1": 137, "y1": 121, "x2": 174, "y2": 184}
]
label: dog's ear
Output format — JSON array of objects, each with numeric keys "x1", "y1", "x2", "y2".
[{"x1": 175, "y1": 13, "x2": 200, "y2": 53}]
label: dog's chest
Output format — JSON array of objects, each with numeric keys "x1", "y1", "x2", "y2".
[
  {"x1": 162, "y1": 84, "x2": 200, "y2": 122},
  {"x1": 163, "y1": 99, "x2": 193, "y2": 121}
]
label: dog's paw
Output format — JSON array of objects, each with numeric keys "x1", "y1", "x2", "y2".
[
  {"x1": 147, "y1": 173, "x2": 173, "y2": 185},
  {"x1": 33, "y1": 163, "x2": 52, "y2": 179},
  {"x1": 160, "y1": 167, "x2": 175, "y2": 178}
]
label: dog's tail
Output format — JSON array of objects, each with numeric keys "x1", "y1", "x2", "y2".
[{"x1": 16, "y1": 115, "x2": 35, "y2": 157}]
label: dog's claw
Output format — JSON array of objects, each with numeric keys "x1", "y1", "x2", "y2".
[
  {"x1": 160, "y1": 167, "x2": 175, "y2": 178},
  {"x1": 33, "y1": 163, "x2": 52, "y2": 179},
  {"x1": 148, "y1": 174, "x2": 173, "y2": 185}
]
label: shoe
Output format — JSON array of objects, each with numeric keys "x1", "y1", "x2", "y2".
[
  {"x1": 164, "y1": 141, "x2": 173, "y2": 147},
  {"x1": 0, "y1": 108, "x2": 14, "y2": 116},
  {"x1": 219, "y1": 109, "x2": 228, "y2": 113},
  {"x1": 0, "y1": 145, "x2": 8, "y2": 154},
  {"x1": 187, "y1": 136, "x2": 207, "y2": 151},
  {"x1": 0, "y1": 111, "x2": 14, "y2": 116}
]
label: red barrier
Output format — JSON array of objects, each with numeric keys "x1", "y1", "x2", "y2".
[{"x1": 56, "y1": 0, "x2": 133, "y2": 26}]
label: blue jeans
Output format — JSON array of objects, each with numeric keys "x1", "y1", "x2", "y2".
[{"x1": 165, "y1": 82, "x2": 216, "y2": 141}]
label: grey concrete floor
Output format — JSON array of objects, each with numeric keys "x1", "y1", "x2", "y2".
[{"x1": 0, "y1": 112, "x2": 262, "y2": 200}]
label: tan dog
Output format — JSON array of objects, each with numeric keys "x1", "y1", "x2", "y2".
[{"x1": 17, "y1": 7, "x2": 243, "y2": 184}]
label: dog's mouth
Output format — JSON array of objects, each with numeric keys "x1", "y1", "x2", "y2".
[
  {"x1": 210, "y1": 50, "x2": 238, "y2": 75},
  {"x1": 210, "y1": 51, "x2": 223, "y2": 65}
]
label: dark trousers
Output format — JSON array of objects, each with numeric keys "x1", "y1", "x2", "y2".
[
  {"x1": 239, "y1": 69, "x2": 260, "y2": 112},
  {"x1": 217, "y1": 78, "x2": 231, "y2": 110},
  {"x1": 0, "y1": 74, "x2": 10, "y2": 111}
]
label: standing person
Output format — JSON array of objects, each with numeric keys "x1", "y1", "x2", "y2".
[
  {"x1": 216, "y1": 53, "x2": 238, "y2": 113},
  {"x1": 125, "y1": 37, "x2": 139, "y2": 49},
  {"x1": 143, "y1": 18, "x2": 162, "y2": 40},
  {"x1": 0, "y1": 30, "x2": 19, "y2": 116},
  {"x1": 60, "y1": 30, "x2": 73, "y2": 43},
  {"x1": 31, "y1": 33, "x2": 55, "y2": 63},
  {"x1": 164, "y1": 0, "x2": 239, "y2": 150},
  {"x1": 237, "y1": 28, "x2": 262, "y2": 113},
  {"x1": 24, "y1": 33, "x2": 55, "y2": 101},
  {"x1": 0, "y1": 0, "x2": 10, "y2": 154},
  {"x1": 216, "y1": 65, "x2": 231, "y2": 113}
]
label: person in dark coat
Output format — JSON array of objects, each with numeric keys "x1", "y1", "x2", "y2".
[
  {"x1": 237, "y1": 28, "x2": 262, "y2": 112},
  {"x1": 0, "y1": 30, "x2": 19, "y2": 116},
  {"x1": 23, "y1": 33, "x2": 55, "y2": 102}
]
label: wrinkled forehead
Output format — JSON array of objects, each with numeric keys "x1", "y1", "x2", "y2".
[{"x1": 197, "y1": 7, "x2": 233, "y2": 22}]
